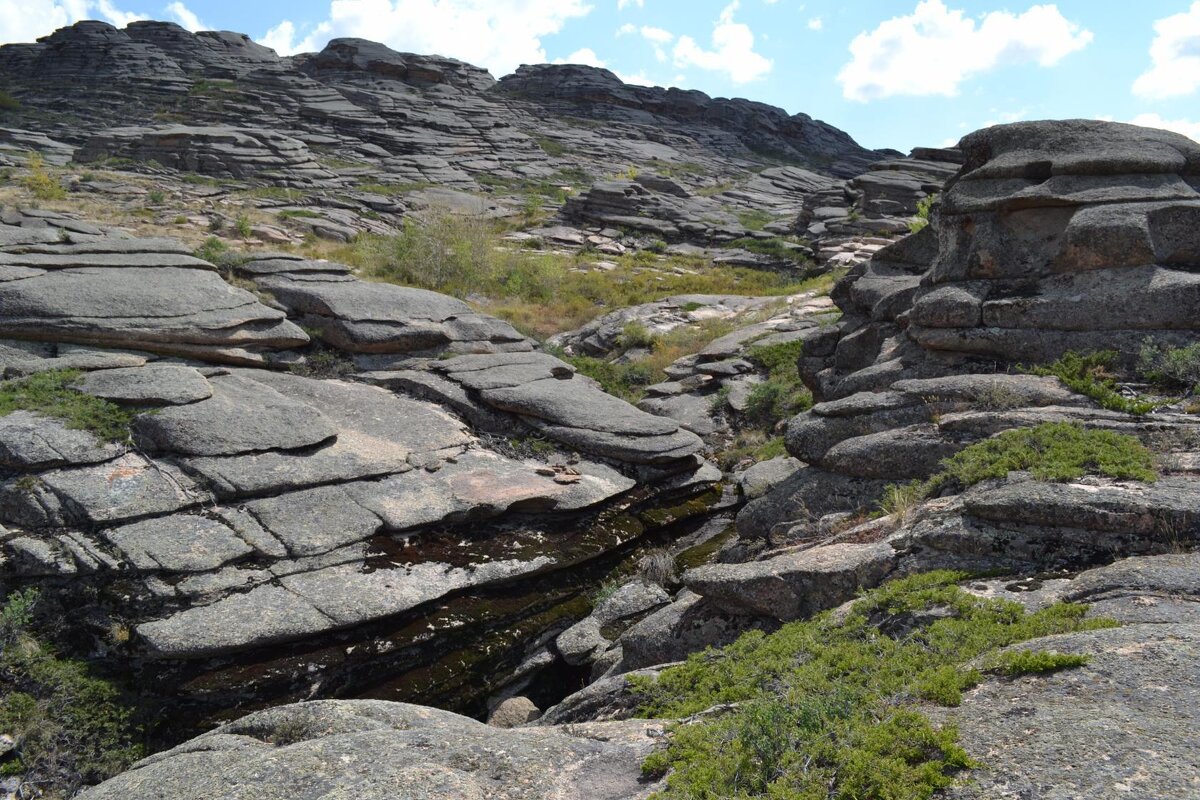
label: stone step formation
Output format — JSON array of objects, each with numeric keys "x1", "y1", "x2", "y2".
[{"x1": 0, "y1": 18, "x2": 1196, "y2": 800}]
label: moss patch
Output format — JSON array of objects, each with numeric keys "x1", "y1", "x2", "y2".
[
  {"x1": 634, "y1": 571, "x2": 1117, "y2": 799},
  {"x1": 0, "y1": 370, "x2": 140, "y2": 442}
]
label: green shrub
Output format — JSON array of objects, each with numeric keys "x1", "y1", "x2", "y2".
[
  {"x1": 1138, "y1": 340, "x2": 1200, "y2": 393},
  {"x1": 0, "y1": 89, "x2": 19, "y2": 111},
  {"x1": 0, "y1": 590, "x2": 144, "y2": 794},
  {"x1": 908, "y1": 193, "x2": 937, "y2": 233},
  {"x1": 617, "y1": 321, "x2": 658, "y2": 352},
  {"x1": 1023, "y1": 351, "x2": 1155, "y2": 414},
  {"x1": 742, "y1": 340, "x2": 813, "y2": 429},
  {"x1": 636, "y1": 571, "x2": 1115, "y2": 799},
  {"x1": 21, "y1": 152, "x2": 65, "y2": 200},
  {"x1": 0, "y1": 370, "x2": 139, "y2": 442},
  {"x1": 194, "y1": 236, "x2": 246, "y2": 270},
  {"x1": 987, "y1": 649, "x2": 1089, "y2": 676},
  {"x1": 928, "y1": 422, "x2": 1157, "y2": 492},
  {"x1": 234, "y1": 214, "x2": 253, "y2": 238}
]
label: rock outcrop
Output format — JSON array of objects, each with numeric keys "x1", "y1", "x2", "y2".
[{"x1": 0, "y1": 208, "x2": 714, "y2": 731}]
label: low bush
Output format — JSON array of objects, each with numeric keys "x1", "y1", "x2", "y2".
[
  {"x1": 727, "y1": 237, "x2": 812, "y2": 267},
  {"x1": 1022, "y1": 351, "x2": 1155, "y2": 414},
  {"x1": 21, "y1": 152, "x2": 65, "y2": 201},
  {"x1": 1138, "y1": 340, "x2": 1200, "y2": 393},
  {"x1": 0, "y1": 590, "x2": 144, "y2": 796},
  {"x1": 928, "y1": 422, "x2": 1156, "y2": 492},
  {"x1": 0, "y1": 89, "x2": 19, "y2": 111},
  {"x1": 742, "y1": 340, "x2": 812, "y2": 430},
  {"x1": 635, "y1": 571, "x2": 1115, "y2": 799},
  {"x1": 908, "y1": 193, "x2": 937, "y2": 233}
]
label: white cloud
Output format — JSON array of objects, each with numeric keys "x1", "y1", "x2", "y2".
[
  {"x1": 640, "y1": 25, "x2": 673, "y2": 44},
  {"x1": 617, "y1": 0, "x2": 642, "y2": 8},
  {"x1": 554, "y1": 47, "x2": 605, "y2": 67},
  {"x1": 672, "y1": 1, "x2": 772, "y2": 84},
  {"x1": 617, "y1": 22, "x2": 636, "y2": 35},
  {"x1": 165, "y1": 1, "x2": 206, "y2": 31},
  {"x1": 837, "y1": 0, "x2": 1092, "y2": 101},
  {"x1": 1132, "y1": 2, "x2": 1200, "y2": 99},
  {"x1": 0, "y1": 0, "x2": 151, "y2": 42},
  {"x1": 807, "y1": 16, "x2": 822, "y2": 31},
  {"x1": 552, "y1": 46, "x2": 654, "y2": 85},
  {"x1": 258, "y1": 0, "x2": 593, "y2": 78},
  {"x1": 1130, "y1": 112, "x2": 1200, "y2": 142}
]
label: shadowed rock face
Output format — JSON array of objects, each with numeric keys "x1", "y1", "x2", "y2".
[{"x1": 908, "y1": 119, "x2": 1200, "y2": 365}]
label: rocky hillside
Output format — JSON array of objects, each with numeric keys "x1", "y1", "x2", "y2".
[{"x1": 0, "y1": 18, "x2": 1196, "y2": 800}]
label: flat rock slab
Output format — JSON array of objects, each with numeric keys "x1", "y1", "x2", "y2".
[
  {"x1": 936, "y1": 623, "x2": 1200, "y2": 800},
  {"x1": 101, "y1": 514, "x2": 253, "y2": 573},
  {"x1": 685, "y1": 542, "x2": 897, "y2": 620},
  {"x1": 134, "y1": 373, "x2": 337, "y2": 456},
  {"x1": 258, "y1": 275, "x2": 529, "y2": 354},
  {"x1": 77, "y1": 700, "x2": 662, "y2": 800},
  {"x1": 0, "y1": 410, "x2": 122, "y2": 469},
  {"x1": 0, "y1": 453, "x2": 208, "y2": 528},
  {"x1": 75, "y1": 365, "x2": 213, "y2": 405},
  {"x1": 0, "y1": 265, "x2": 308, "y2": 359}
]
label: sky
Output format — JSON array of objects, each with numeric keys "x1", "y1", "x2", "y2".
[{"x1": 3, "y1": 0, "x2": 1200, "y2": 152}]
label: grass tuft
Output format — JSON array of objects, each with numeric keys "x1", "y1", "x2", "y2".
[
  {"x1": 1022, "y1": 351, "x2": 1155, "y2": 414},
  {"x1": 0, "y1": 370, "x2": 139, "y2": 442}
]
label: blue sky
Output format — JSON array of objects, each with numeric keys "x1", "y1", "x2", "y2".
[{"x1": 5, "y1": 1, "x2": 1200, "y2": 152}]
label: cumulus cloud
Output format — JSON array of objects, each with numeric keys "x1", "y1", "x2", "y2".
[
  {"x1": 672, "y1": 1, "x2": 772, "y2": 84},
  {"x1": 837, "y1": 0, "x2": 1092, "y2": 101},
  {"x1": 552, "y1": 46, "x2": 653, "y2": 85},
  {"x1": 807, "y1": 17, "x2": 822, "y2": 31},
  {"x1": 617, "y1": 0, "x2": 642, "y2": 9},
  {"x1": 1130, "y1": 112, "x2": 1200, "y2": 142},
  {"x1": 165, "y1": 1, "x2": 206, "y2": 31},
  {"x1": 0, "y1": 0, "x2": 148, "y2": 43},
  {"x1": 1132, "y1": 2, "x2": 1200, "y2": 99},
  {"x1": 258, "y1": 0, "x2": 593, "y2": 78}
]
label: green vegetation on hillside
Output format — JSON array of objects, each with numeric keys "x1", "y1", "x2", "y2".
[
  {"x1": 0, "y1": 590, "x2": 144, "y2": 796},
  {"x1": 1138, "y1": 340, "x2": 1200, "y2": 394},
  {"x1": 0, "y1": 370, "x2": 139, "y2": 442},
  {"x1": 907, "y1": 193, "x2": 937, "y2": 233},
  {"x1": 21, "y1": 152, "x2": 65, "y2": 201},
  {"x1": 0, "y1": 90, "x2": 19, "y2": 111},
  {"x1": 326, "y1": 213, "x2": 825, "y2": 339},
  {"x1": 634, "y1": 571, "x2": 1116, "y2": 799}
]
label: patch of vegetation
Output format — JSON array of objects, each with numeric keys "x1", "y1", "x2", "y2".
[
  {"x1": 146, "y1": 189, "x2": 165, "y2": 205},
  {"x1": 986, "y1": 649, "x2": 1089, "y2": 676},
  {"x1": 21, "y1": 151, "x2": 65, "y2": 201},
  {"x1": 0, "y1": 90, "x2": 20, "y2": 111},
  {"x1": 277, "y1": 208, "x2": 323, "y2": 219},
  {"x1": 565, "y1": 355, "x2": 657, "y2": 402},
  {"x1": 742, "y1": 340, "x2": 812, "y2": 430},
  {"x1": 618, "y1": 321, "x2": 658, "y2": 352},
  {"x1": 727, "y1": 236, "x2": 812, "y2": 267},
  {"x1": 533, "y1": 136, "x2": 568, "y2": 157},
  {"x1": 180, "y1": 172, "x2": 221, "y2": 186},
  {"x1": 1138, "y1": 340, "x2": 1200, "y2": 394},
  {"x1": 735, "y1": 209, "x2": 777, "y2": 232},
  {"x1": 0, "y1": 370, "x2": 139, "y2": 442},
  {"x1": 1022, "y1": 350, "x2": 1156, "y2": 414},
  {"x1": 354, "y1": 181, "x2": 434, "y2": 196},
  {"x1": 0, "y1": 589, "x2": 144, "y2": 796},
  {"x1": 234, "y1": 215, "x2": 253, "y2": 238},
  {"x1": 875, "y1": 422, "x2": 1158, "y2": 517},
  {"x1": 324, "y1": 214, "x2": 828, "y2": 339},
  {"x1": 193, "y1": 237, "x2": 250, "y2": 273},
  {"x1": 695, "y1": 181, "x2": 736, "y2": 197},
  {"x1": 714, "y1": 432, "x2": 787, "y2": 471},
  {"x1": 188, "y1": 78, "x2": 238, "y2": 96},
  {"x1": 634, "y1": 571, "x2": 1117, "y2": 799},
  {"x1": 908, "y1": 193, "x2": 937, "y2": 233}
]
